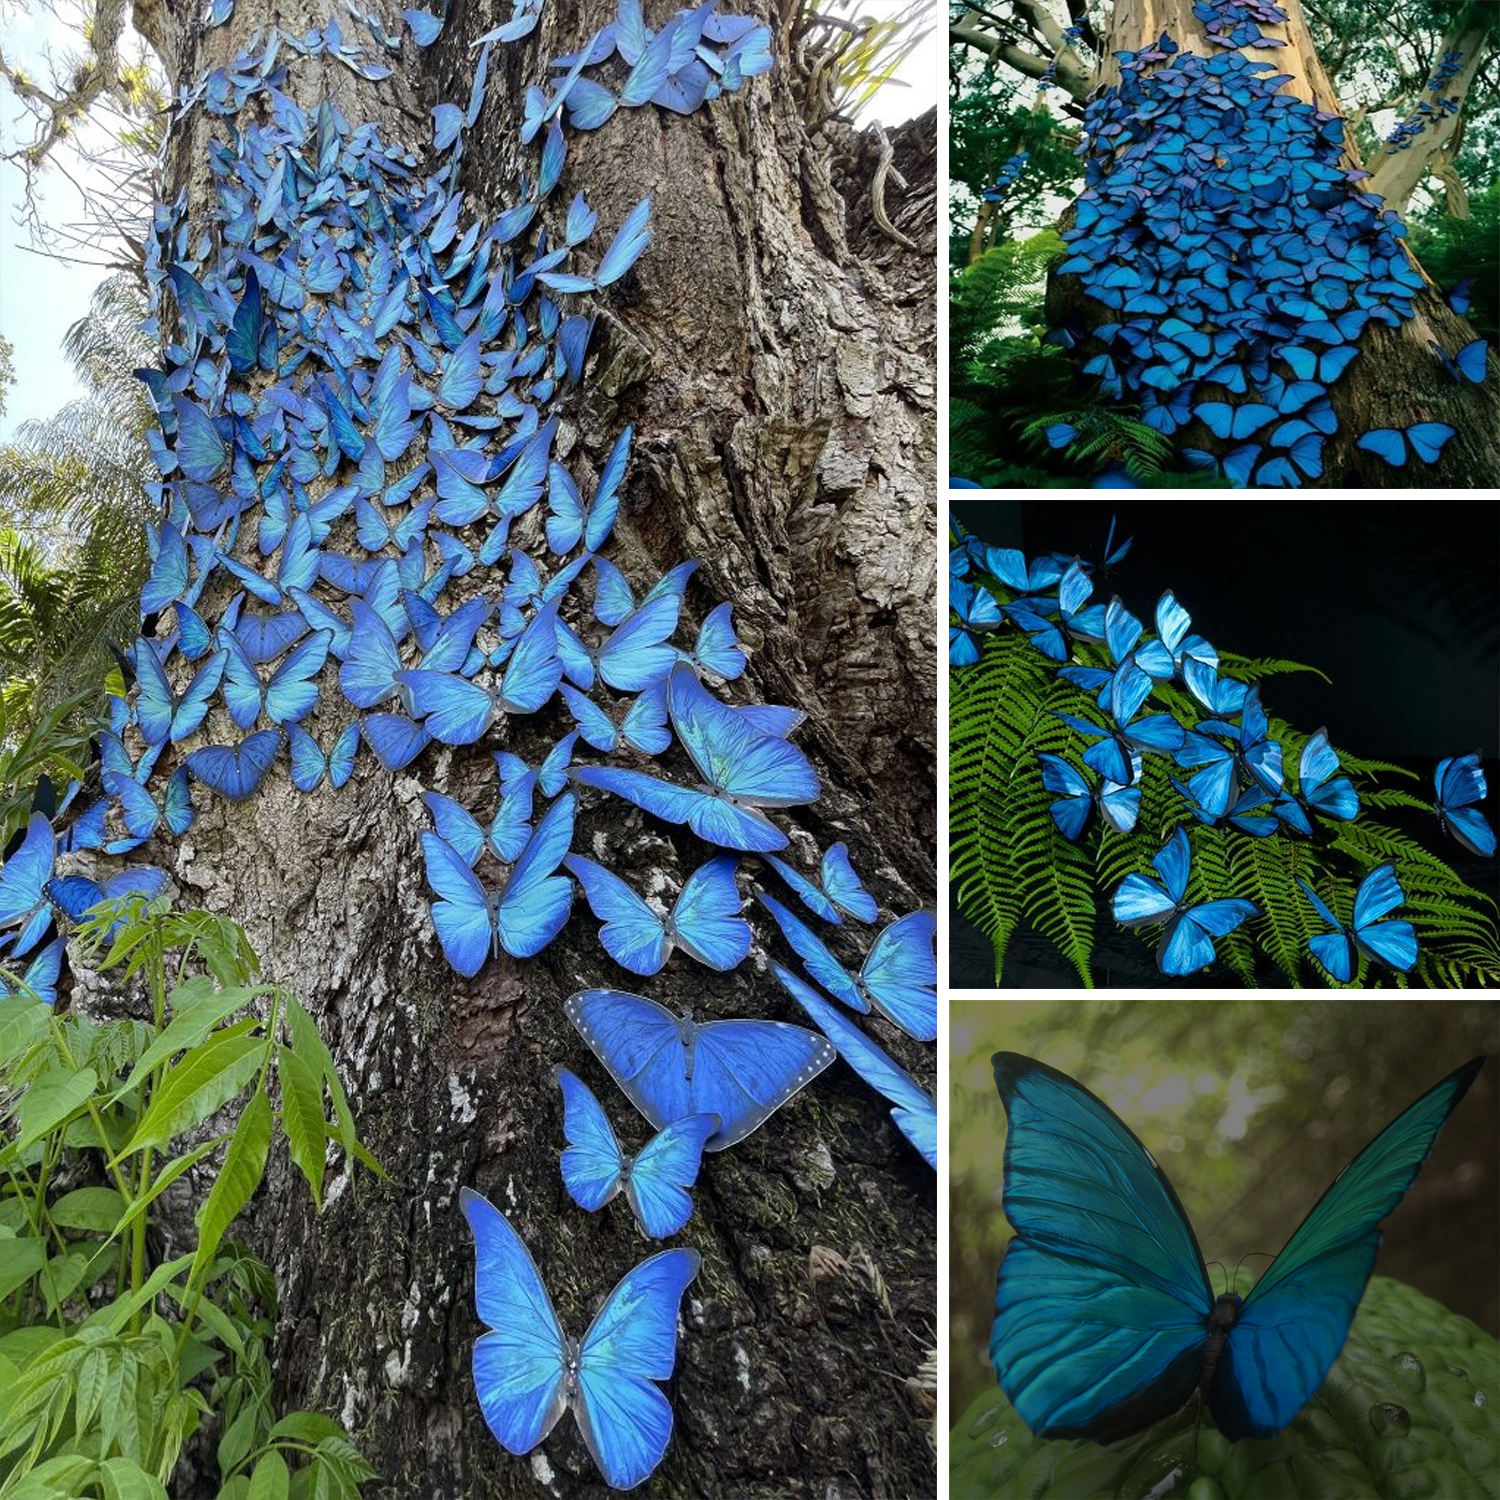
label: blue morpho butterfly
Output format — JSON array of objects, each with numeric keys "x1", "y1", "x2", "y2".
[
  {"x1": 339, "y1": 595, "x2": 489, "y2": 711},
  {"x1": 499, "y1": 550, "x2": 589, "y2": 639},
  {"x1": 1194, "y1": 403, "x2": 1277, "y2": 442},
  {"x1": 1273, "y1": 728, "x2": 1358, "y2": 834},
  {"x1": 0, "y1": 814, "x2": 57, "y2": 958},
  {"x1": 1, "y1": 938, "x2": 65, "y2": 1006},
  {"x1": 545, "y1": 424, "x2": 630, "y2": 555},
  {"x1": 1038, "y1": 752, "x2": 1141, "y2": 839},
  {"x1": 423, "y1": 771, "x2": 538, "y2": 868},
  {"x1": 1005, "y1": 563, "x2": 1106, "y2": 662},
  {"x1": 219, "y1": 627, "x2": 332, "y2": 728},
  {"x1": 1433, "y1": 752, "x2": 1496, "y2": 857},
  {"x1": 757, "y1": 895, "x2": 936, "y2": 1042},
  {"x1": 950, "y1": 577, "x2": 1002, "y2": 667},
  {"x1": 1054, "y1": 688, "x2": 1185, "y2": 791},
  {"x1": 498, "y1": 732, "x2": 580, "y2": 805},
  {"x1": 1175, "y1": 686, "x2": 1285, "y2": 818},
  {"x1": 1445, "y1": 277, "x2": 1475, "y2": 315},
  {"x1": 571, "y1": 665, "x2": 818, "y2": 854},
  {"x1": 564, "y1": 987, "x2": 835, "y2": 1149},
  {"x1": 460, "y1": 1187, "x2": 699, "y2": 1491},
  {"x1": 984, "y1": 546, "x2": 1062, "y2": 596},
  {"x1": 559, "y1": 681, "x2": 670, "y2": 757},
  {"x1": 763, "y1": 842, "x2": 877, "y2": 926},
  {"x1": 1174, "y1": 777, "x2": 1278, "y2": 838},
  {"x1": 1058, "y1": 597, "x2": 1175, "y2": 719},
  {"x1": 1298, "y1": 865, "x2": 1417, "y2": 982},
  {"x1": 183, "y1": 728, "x2": 285, "y2": 801},
  {"x1": 134, "y1": 643, "x2": 227, "y2": 747},
  {"x1": 1428, "y1": 338, "x2": 1488, "y2": 384},
  {"x1": 1112, "y1": 827, "x2": 1259, "y2": 975},
  {"x1": 47, "y1": 866, "x2": 169, "y2": 943},
  {"x1": 287, "y1": 722, "x2": 360, "y2": 793},
  {"x1": 678, "y1": 602, "x2": 747, "y2": 680},
  {"x1": 421, "y1": 793, "x2": 575, "y2": 977},
  {"x1": 1277, "y1": 344, "x2": 1358, "y2": 385},
  {"x1": 989, "y1": 1052, "x2": 1487, "y2": 1446},
  {"x1": 105, "y1": 766, "x2": 195, "y2": 851},
  {"x1": 771, "y1": 963, "x2": 935, "y2": 1170},
  {"x1": 360, "y1": 711, "x2": 432, "y2": 773},
  {"x1": 553, "y1": 593, "x2": 680, "y2": 694},
  {"x1": 555, "y1": 1067, "x2": 717, "y2": 1238},
  {"x1": 591, "y1": 557, "x2": 698, "y2": 628},
  {"x1": 1355, "y1": 423, "x2": 1457, "y2": 468},
  {"x1": 401, "y1": 603, "x2": 563, "y2": 743},
  {"x1": 566, "y1": 853, "x2": 751, "y2": 975},
  {"x1": 1182, "y1": 656, "x2": 1248, "y2": 718}
]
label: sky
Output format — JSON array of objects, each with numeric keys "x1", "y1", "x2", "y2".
[{"x1": 0, "y1": 4, "x2": 939, "y2": 444}]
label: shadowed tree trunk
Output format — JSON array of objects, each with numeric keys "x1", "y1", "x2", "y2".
[{"x1": 132, "y1": 0, "x2": 937, "y2": 1494}]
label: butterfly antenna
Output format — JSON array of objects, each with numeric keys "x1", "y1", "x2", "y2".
[
  {"x1": 1204, "y1": 1259, "x2": 1227, "y2": 1298},
  {"x1": 1230, "y1": 1251, "x2": 1275, "y2": 1295}
]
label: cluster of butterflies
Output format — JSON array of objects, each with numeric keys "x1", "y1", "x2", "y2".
[
  {"x1": 1192, "y1": 0, "x2": 1288, "y2": 52},
  {"x1": 1044, "y1": 29, "x2": 1489, "y2": 488},
  {"x1": 982, "y1": 152, "x2": 1029, "y2": 204},
  {"x1": 949, "y1": 528, "x2": 1496, "y2": 980},
  {"x1": 1386, "y1": 47, "x2": 1463, "y2": 153},
  {"x1": 0, "y1": 4, "x2": 935, "y2": 1493}
]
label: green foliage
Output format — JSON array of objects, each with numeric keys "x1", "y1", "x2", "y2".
[
  {"x1": 951, "y1": 1274, "x2": 1500, "y2": 1499},
  {"x1": 0, "y1": 899, "x2": 378, "y2": 1497},
  {"x1": 949, "y1": 557, "x2": 1500, "y2": 988},
  {"x1": 1409, "y1": 182, "x2": 1500, "y2": 345},
  {"x1": 0, "y1": 689, "x2": 105, "y2": 852}
]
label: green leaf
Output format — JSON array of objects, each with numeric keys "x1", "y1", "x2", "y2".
[
  {"x1": 189, "y1": 1090, "x2": 272, "y2": 1288},
  {"x1": 100, "y1": 1456, "x2": 170, "y2": 1500},
  {"x1": 0, "y1": 1236, "x2": 47, "y2": 1299},
  {"x1": 113, "y1": 983, "x2": 268, "y2": 1098},
  {"x1": 75, "y1": 1345, "x2": 109, "y2": 1434},
  {"x1": 218, "y1": 1404, "x2": 258, "y2": 1482},
  {"x1": 0, "y1": 995, "x2": 49, "y2": 1067},
  {"x1": 15, "y1": 1065, "x2": 99, "y2": 1154},
  {"x1": 80, "y1": 1253, "x2": 192, "y2": 1334},
  {"x1": 277, "y1": 1044, "x2": 327, "y2": 1207},
  {"x1": 281, "y1": 998, "x2": 370, "y2": 1171},
  {"x1": 114, "y1": 1023, "x2": 263, "y2": 1160},
  {"x1": 266, "y1": 1411, "x2": 345, "y2": 1445},
  {"x1": 108, "y1": 1137, "x2": 227, "y2": 1243},
  {"x1": 247, "y1": 1451, "x2": 290, "y2": 1500},
  {"x1": 38, "y1": 1243, "x2": 112, "y2": 1311},
  {"x1": 50, "y1": 1185, "x2": 128, "y2": 1233}
]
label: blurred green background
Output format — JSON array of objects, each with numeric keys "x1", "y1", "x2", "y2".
[{"x1": 950, "y1": 1000, "x2": 1499, "y2": 1419}]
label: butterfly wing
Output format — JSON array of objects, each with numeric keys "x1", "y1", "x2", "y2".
[
  {"x1": 1211, "y1": 1057, "x2": 1487, "y2": 1441},
  {"x1": 820, "y1": 843, "x2": 876, "y2": 923},
  {"x1": 1350, "y1": 866, "x2": 1418, "y2": 972},
  {"x1": 666, "y1": 856, "x2": 750, "y2": 971},
  {"x1": 495, "y1": 793, "x2": 575, "y2": 959},
  {"x1": 566, "y1": 988, "x2": 693, "y2": 1132},
  {"x1": 573, "y1": 1247, "x2": 700, "y2": 1491},
  {"x1": 1159, "y1": 900, "x2": 1256, "y2": 975},
  {"x1": 459, "y1": 1189, "x2": 569, "y2": 1457},
  {"x1": 598, "y1": 594, "x2": 679, "y2": 693},
  {"x1": 183, "y1": 729, "x2": 283, "y2": 800},
  {"x1": 423, "y1": 792, "x2": 486, "y2": 868},
  {"x1": 421, "y1": 832, "x2": 493, "y2": 977},
  {"x1": 625, "y1": 1114, "x2": 718, "y2": 1238},
  {"x1": 990, "y1": 1053, "x2": 1213, "y2": 1442},
  {"x1": 763, "y1": 855, "x2": 842, "y2": 924},
  {"x1": 565, "y1": 854, "x2": 669, "y2": 975},
  {"x1": 688, "y1": 1017, "x2": 834, "y2": 1149},
  {"x1": 757, "y1": 893, "x2": 866, "y2": 1011},
  {"x1": 556, "y1": 1067, "x2": 625, "y2": 1211},
  {"x1": 858, "y1": 910, "x2": 936, "y2": 1041}
]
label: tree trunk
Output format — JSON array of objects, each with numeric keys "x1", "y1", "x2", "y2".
[
  {"x1": 143, "y1": 1, "x2": 937, "y2": 1495},
  {"x1": 1046, "y1": 0, "x2": 1500, "y2": 487}
]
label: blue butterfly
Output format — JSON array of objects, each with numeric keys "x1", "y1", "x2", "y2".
[
  {"x1": 559, "y1": 682, "x2": 666, "y2": 756},
  {"x1": 555, "y1": 1067, "x2": 717, "y2": 1238},
  {"x1": 183, "y1": 728, "x2": 285, "y2": 800},
  {"x1": 590, "y1": 557, "x2": 698, "y2": 628},
  {"x1": 339, "y1": 596, "x2": 487, "y2": 712},
  {"x1": 47, "y1": 867, "x2": 169, "y2": 943},
  {"x1": 1299, "y1": 865, "x2": 1416, "y2": 982},
  {"x1": 1195, "y1": 402, "x2": 1277, "y2": 441},
  {"x1": 1277, "y1": 344, "x2": 1358, "y2": 385},
  {"x1": 360, "y1": 712, "x2": 432, "y2": 772},
  {"x1": 566, "y1": 853, "x2": 750, "y2": 975},
  {"x1": 1446, "y1": 277, "x2": 1475, "y2": 315},
  {"x1": 1173, "y1": 777, "x2": 1278, "y2": 837},
  {"x1": 1356, "y1": 422, "x2": 1456, "y2": 468},
  {"x1": 571, "y1": 665, "x2": 818, "y2": 853},
  {"x1": 423, "y1": 774, "x2": 537, "y2": 867},
  {"x1": 134, "y1": 645, "x2": 227, "y2": 747},
  {"x1": 1428, "y1": 337, "x2": 1488, "y2": 384},
  {"x1": 763, "y1": 842, "x2": 876, "y2": 926},
  {"x1": 771, "y1": 963, "x2": 934, "y2": 1170},
  {"x1": 1434, "y1": 752, "x2": 1495, "y2": 857},
  {"x1": 1112, "y1": 828, "x2": 1258, "y2": 975},
  {"x1": 287, "y1": 722, "x2": 360, "y2": 793},
  {"x1": 679, "y1": 602, "x2": 746, "y2": 680},
  {"x1": 460, "y1": 1187, "x2": 699, "y2": 1490},
  {"x1": 1274, "y1": 728, "x2": 1358, "y2": 834},
  {"x1": 105, "y1": 766, "x2": 195, "y2": 850},
  {"x1": 0, "y1": 814, "x2": 57, "y2": 957},
  {"x1": 545, "y1": 425, "x2": 629, "y2": 555},
  {"x1": 950, "y1": 578, "x2": 1003, "y2": 667},
  {"x1": 1038, "y1": 752, "x2": 1140, "y2": 839},
  {"x1": 1054, "y1": 700, "x2": 1185, "y2": 790},
  {"x1": 421, "y1": 793, "x2": 575, "y2": 976},
  {"x1": 1, "y1": 938, "x2": 65, "y2": 1006},
  {"x1": 990, "y1": 1052, "x2": 1486, "y2": 1445},
  {"x1": 758, "y1": 895, "x2": 935, "y2": 1041},
  {"x1": 1181, "y1": 656, "x2": 1248, "y2": 717},
  {"x1": 564, "y1": 987, "x2": 834, "y2": 1149},
  {"x1": 555, "y1": 593, "x2": 680, "y2": 694},
  {"x1": 497, "y1": 733, "x2": 579, "y2": 803},
  {"x1": 220, "y1": 627, "x2": 331, "y2": 729}
]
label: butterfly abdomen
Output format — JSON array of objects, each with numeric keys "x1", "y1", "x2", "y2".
[{"x1": 1200, "y1": 1292, "x2": 1242, "y2": 1400}]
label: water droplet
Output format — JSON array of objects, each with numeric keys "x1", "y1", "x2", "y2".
[
  {"x1": 1475, "y1": 1391, "x2": 1488, "y2": 1408},
  {"x1": 989, "y1": 1429, "x2": 1009, "y2": 1448},
  {"x1": 1368, "y1": 1402, "x2": 1411, "y2": 1435},
  {"x1": 966, "y1": 1402, "x2": 1001, "y2": 1439},
  {"x1": 951, "y1": 1460, "x2": 972, "y2": 1484},
  {"x1": 1448, "y1": 1366, "x2": 1469, "y2": 1380},
  {"x1": 1390, "y1": 1351, "x2": 1426, "y2": 1389}
]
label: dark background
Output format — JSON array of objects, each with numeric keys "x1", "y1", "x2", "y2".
[
  {"x1": 950, "y1": 500, "x2": 1500, "y2": 987},
  {"x1": 949, "y1": 1000, "x2": 1500, "y2": 1419}
]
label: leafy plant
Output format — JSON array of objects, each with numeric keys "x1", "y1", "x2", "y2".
[
  {"x1": 949, "y1": 534, "x2": 1500, "y2": 988},
  {"x1": 0, "y1": 896, "x2": 377, "y2": 1498}
]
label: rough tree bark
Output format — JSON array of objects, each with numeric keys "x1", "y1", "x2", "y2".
[{"x1": 132, "y1": 0, "x2": 937, "y2": 1495}]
